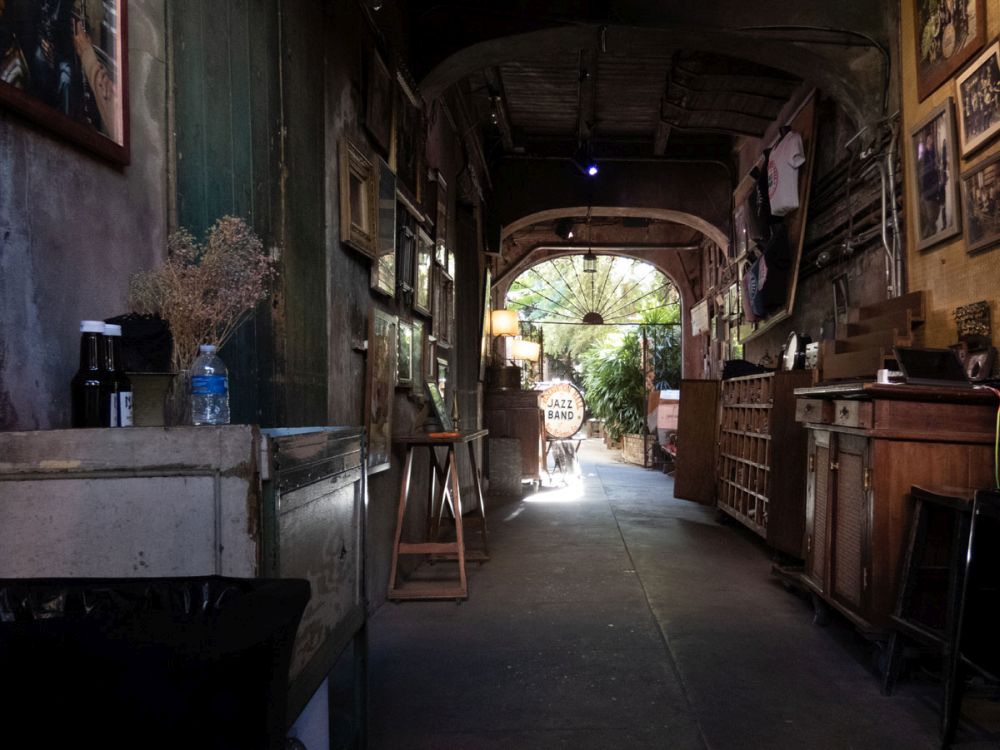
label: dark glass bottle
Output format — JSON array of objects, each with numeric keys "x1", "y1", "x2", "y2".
[
  {"x1": 103, "y1": 323, "x2": 133, "y2": 426},
  {"x1": 71, "y1": 320, "x2": 110, "y2": 428}
]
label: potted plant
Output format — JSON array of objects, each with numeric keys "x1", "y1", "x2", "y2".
[{"x1": 128, "y1": 216, "x2": 276, "y2": 424}]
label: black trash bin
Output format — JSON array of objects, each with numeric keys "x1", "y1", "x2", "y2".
[{"x1": 0, "y1": 576, "x2": 310, "y2": 750}]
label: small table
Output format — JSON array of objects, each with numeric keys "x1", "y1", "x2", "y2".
[{"x1": 388, "y1": 430, "x2": 488, "y2": 600}]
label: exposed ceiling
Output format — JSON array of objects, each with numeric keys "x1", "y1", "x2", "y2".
[
  {"x1": 464, "y1": 49, "x2": 800, "y2": 163},
  {"x1": 385, "y1": 1, "x2": 891, "y2": 269}
]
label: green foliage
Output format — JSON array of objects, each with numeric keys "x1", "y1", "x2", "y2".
[
  {"x1": 581, "y1": 332, "x2": 646, "y2": 441},
  {"x1": 639, "y1": 308, "x2": 682, "y2": 390}
]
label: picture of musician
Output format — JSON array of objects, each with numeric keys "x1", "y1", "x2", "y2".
[
  {"x1": 917, "y1": 127, "x2": 949, "y2": 239},
  {"x1": 960, "y1": 53, "x2": 999, "y2": 141},
  {"x1": 0, "y1": 0, "x2": 120, "y2": 142}
]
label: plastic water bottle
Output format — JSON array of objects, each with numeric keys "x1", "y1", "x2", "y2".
[{"x1": 190, "y1": 344, "x2": 230, "y2": 425}]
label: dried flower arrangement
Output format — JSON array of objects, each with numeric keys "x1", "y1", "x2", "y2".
[{"x1": 129, "y1": 216, "x2": 277, "y2": 372}]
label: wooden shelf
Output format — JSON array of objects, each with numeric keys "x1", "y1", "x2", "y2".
[
  {"x1": 720, "y1": 453, "x2": 771, "y2": 470},
  {"x1": 717, "y1": 370, "x2": 812, "y2": 558}
]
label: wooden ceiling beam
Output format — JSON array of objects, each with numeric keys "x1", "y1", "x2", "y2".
[
  {"x1": 481, "y1": 67, "x2": 516, "y2": 153},
  {"x1": 576, "y1": 47, "x2": 598, "y2": 145}
]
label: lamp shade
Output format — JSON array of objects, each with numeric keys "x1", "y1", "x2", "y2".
[
  {"x1": 511, "y1": 339, "x2": 540, "y2": 362},
  {"x1": 491, "y1": 309, "x2": 519, "y2": 337}
]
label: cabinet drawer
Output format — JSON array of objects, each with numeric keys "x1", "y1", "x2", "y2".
[
  {"x1": 833, "y1": 400, "x2": 873, "y2": 429},
  {"x1": 796, "y1": 398, "x2": 832, "y2": 424}
]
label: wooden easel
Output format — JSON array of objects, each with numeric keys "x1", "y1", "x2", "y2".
[{"x1": 387, "y1": 429, "x2": 488, "y2": 600}]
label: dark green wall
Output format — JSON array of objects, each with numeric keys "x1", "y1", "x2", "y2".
[{"x1": 170, "y1": 0, "x2": 327, "y2": 426}]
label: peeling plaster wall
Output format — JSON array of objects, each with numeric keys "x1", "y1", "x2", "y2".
[{"x1": 0, "y1": 0, "x2": 167, "y2": 430}]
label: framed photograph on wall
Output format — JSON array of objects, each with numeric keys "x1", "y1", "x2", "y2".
[
  {"x1": 364, "y1": 49, "x2": 393, "y2": 153},
  {"x1": 732, "y1": 204, "x2": 748, "y2": 259},
  {"x1": 912, "y1": 0, "x2": 985, "y2": 101},
  {"x1": 960, "y1": 151, "x2": 1000, "y2": 254},
  {"x1": 340, "y1": 138, "x2": 378, "y2": 258},
  {"x1": 397, "y1": 320, "x2": 413, "y2": 386},
  {"x1": 907, "y1": 99, "x2": 962, "y2": 251},
  {"x1": 479, "y1": 267, "x2": 492, "y2": 381},
  {"x1": 411, "y1": 320, "x2": 424, "y2": 394},
  {"x1": 955, "y1": 40, "x2": 1000, "y2": 157},
  {"x1": 371, "y1": 158, "x2": 396, "y2": 296},
  {"x1": 365, "y1": 308, "x2": 397, "y2": 474},
  {"x1": 0, "y1": 0, "x2": 130, "y2": 164},
  {"x1": 413, "y1": 227, "x2": 433, "y2": 316}
]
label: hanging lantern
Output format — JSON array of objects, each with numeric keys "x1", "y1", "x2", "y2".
[{"x1": 583, "y1": 250, "x2": 597, "y2": 274}]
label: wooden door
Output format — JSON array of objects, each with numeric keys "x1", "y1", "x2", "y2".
[
  {"x1": 674, "y1": 379, "x2": 720, "y2": 505},
  {"x1": 805, "y1": 429, "x2": 832, "y2": 592},
  {"x1": 830, "y1": 432, "x2": 871, "y2": 615}
]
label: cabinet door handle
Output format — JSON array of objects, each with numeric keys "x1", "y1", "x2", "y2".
[{"x1": 829, "y1": 460, "x2": 839, "y2": 471}]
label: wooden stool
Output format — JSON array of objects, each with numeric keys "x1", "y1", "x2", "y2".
[
  {"x1": 882, "y1": 485, "x2": 1000, "y2": 747},
  {"x1": 388, "y1": 430, "x2": 488, "y2": 601}
]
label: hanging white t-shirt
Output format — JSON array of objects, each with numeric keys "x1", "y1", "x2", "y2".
[{"x1": 767, "y1": 131, "x2": 805, "y2": 216}]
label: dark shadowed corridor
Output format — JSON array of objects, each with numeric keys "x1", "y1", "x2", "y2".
[{"x1": 367, "y1": 440, "x2": 997, "y2": 749}]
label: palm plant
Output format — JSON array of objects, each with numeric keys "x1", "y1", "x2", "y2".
[{"x1": 581, "y1": 331, "x2": 645, "y2": 441}]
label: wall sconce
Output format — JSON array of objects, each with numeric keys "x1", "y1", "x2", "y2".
[
  {"x1": 511, "y1": 339, "x2": 540, "y2": 362},
  {"x1": 490, "y1": 309, "x2": 519, "y2": 337}
]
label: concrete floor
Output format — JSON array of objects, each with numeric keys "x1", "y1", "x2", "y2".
[{"x1": 367, "y1": 439, "x2": 999, "y2": 749}]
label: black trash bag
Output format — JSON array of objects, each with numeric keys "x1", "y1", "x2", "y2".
[
  {"x1": 104, "y1": 313, "x2": 173, "y2": 372},
  {"x1": 0, "y1": 576, "x2": 310, "y2": 750}
]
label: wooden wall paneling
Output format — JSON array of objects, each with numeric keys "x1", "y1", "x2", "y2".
[
  {"x1": 278, "y1": 2, "x2": 329, "y2": 426},
  {"x1": 675, "y1": 379, "x2": 720, "y2": 505},
  {"x1": 170, "y1": 0, "x2": 287, "y2": 425}
]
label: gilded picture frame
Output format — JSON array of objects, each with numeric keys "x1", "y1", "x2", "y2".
[{"x1": 365, "y1": 307, "x2": 397, "y2": 474}]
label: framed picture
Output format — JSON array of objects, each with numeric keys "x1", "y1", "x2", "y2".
[
  {"x1": 391, "y1": 74, "x2": 422, "y2": 198},
  {"x1": 732, "y1": 204, "x2": 748, "y2": 259},
  {"x1": 424, "y1": 380, "x2": 452, "y2": 432},
  {"x1": 960, "y1": 151, "x2": 1000, "y2": 254},
  {"x1": 479, "y1": 267, "x2": 492, "y2": 381},
  {"x1": 913, "y1": 0, "x2": 985, "y2": 102},
  {"x1": 908, "y1": 99, "x2": 962, "y2": 251},
  {"x1": 411, "y1": 320, "x2": 424, "y2": 394},
  {"x1": 364, "y1": 49, "x2": 393, "y2": 153},
  {"x1": 432, "y1": 268, "x2": 454, "y2": 345},
  {"x1": 436, "y1": 358, "x2": 448, "y2": 402},
  {"x1": 832, "y1": 272, "x2": 850, "y2": 328},
  {"x1": 371, "y1": 158, "x2": 396, "y2": 296},
  {"x1": 955, "y1": 40, "x2": 1000, "y2": 157},
  {"x1": 397, "y1": 320, "x2": 413, "y2": 386},
  {"x1": 340, "y1": 138, "x2": 377, "y2": 257},
  {"x1": 364, "y1": 308, "x2": 397, "y2": 474},
  {"x1": 413, "y1": 227, "x2": 433, "y2": 316},
  {"x1": 0, "y1": 0, "x2": 130, "y2": 164}
]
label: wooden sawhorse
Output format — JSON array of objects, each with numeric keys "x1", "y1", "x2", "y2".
[{"x1": 388, "y1": 430, "x2": 488, "y2": 600}]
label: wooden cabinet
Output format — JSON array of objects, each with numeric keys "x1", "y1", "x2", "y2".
[
  {"x1": 717, "y1": 371, "x2": 812, "y2": 557},
  {"x1": 483, "y1": 388, "x2": 543, "y2": 482},
  {"x1": 798, "y1": 384, "x2": 996, "y2": 631},
  {"x1": 676, "y1": 373, "x2": 810, "y2": 558}
]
